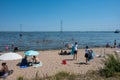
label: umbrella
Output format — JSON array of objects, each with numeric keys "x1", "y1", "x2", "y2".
[
  {"x1": 24, "y1": 50, "x2": 39, "y2": 56},
  {"x1": 0, "y1": 52, "x2": 22, "y2": 60}
]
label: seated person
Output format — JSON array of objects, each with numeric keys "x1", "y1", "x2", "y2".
[
  {"x1": 59, "y1": 50, "x2": 64, "y2": 55},
  {"x1": 0, "y1": 63, "x2": 9, "y2": 77},
  {"x1": 64, "y1": 50, "x2": 67, "y2": 55},
  {"x1": 32, "y1": 56, "x2": 40, "y2": 64},
  {"x1": 59, "y1": 50, "x2": 70, "y2": 55},
  {"x1": 20, "y1": 56, "x2": 29, "y2": 66}
]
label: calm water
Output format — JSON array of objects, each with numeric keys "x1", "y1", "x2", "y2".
[{"x1": 0, "y1": 31, "x2": 119, "y2": 51}]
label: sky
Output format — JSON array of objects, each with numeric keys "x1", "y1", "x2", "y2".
[{"x1": 0, "y1": 0, "x2": 120, "y2": 31}]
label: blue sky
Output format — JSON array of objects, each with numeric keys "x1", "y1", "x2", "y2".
[{"x1": 0, "y1": 0, "x2": 120, "y2": 31}]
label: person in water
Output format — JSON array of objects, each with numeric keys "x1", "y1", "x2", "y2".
[
  {"x1": 5, "y1": 45, "x2": 9, "y2": 52},
  {"x1": 114, "y1": 40, "x2": 116, "y2": 48}
]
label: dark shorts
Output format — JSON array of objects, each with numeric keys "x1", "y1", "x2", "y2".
[
  {"x1": 0, "y1": 71, "x2": 5, "y2": 76},
  {"x1": 34, "y1": 62, "x2": 40, "y2": 64},
  {"x1": 74, "y1": 51, "x2": 77, "y2": 54},
  {"x1": 85, "y1": 53, "x2": 88, "y2": 58}
]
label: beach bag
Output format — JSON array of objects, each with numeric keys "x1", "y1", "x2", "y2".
[
  {"x1": 88, "y1": 50, "x2": 93, "y2": 61},
  {"x1": 62, "y1": 60, "x2": 67, "y2": 65}
]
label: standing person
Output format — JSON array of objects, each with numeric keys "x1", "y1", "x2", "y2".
[
  {"x1": 85, "y1": 46, "x2": 89, "y2": 64},
  {"x1": 114, "y1": 40, "x2": 116, "y2": 48},
  {"x1": 5, "y1": 45, "x2": 9, "y2": 52},
  {"x1": 11, "y1": 42, "x2": 14, "y2": 49},
  {"x1": 73, "y1": 42, "x2": 78, "y2": 60}
]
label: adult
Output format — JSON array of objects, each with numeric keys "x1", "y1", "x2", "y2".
[
  {"x1": 13, "y1": 47, "x2": 18, "y2": 52},
  {"x1": 73, "y1": 42, "x2": 78, "y2": 60},
  {"x1": 0, "y1": 63, "x2": 9, "y2": 78},
  {"x1": 32, "y1": 56, "x2": 40, "y2": 64},
  {"x1": 20, "y1": 56, "x2": 29, "y2": 66},
  {"x1": 106, "y1": 43, "x2": 110, "y2": 48},
  {"x1": 5, "y1": 45, "x2": 9, "y2": 52},
  {"x1": 114, "y1": 40, "x2": 116, "y2": 48}
]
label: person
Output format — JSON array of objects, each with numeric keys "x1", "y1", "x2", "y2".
[
  {"x1": 106, "y1": 43, "x2": 110, "y2": 48},
  {"x1": 64, "y1": 50, "x2": 68, "y2": 55},
  {"x1": 13, "y1": 47, "x2": 18, "y2": 52},
  {"x1": 65, "y1": 43, "x2": 73, "y2": 49},
  {"x1": 20, "y1": 56, "x2": 29, "y2": 66},
  {"x1": 11, "y1": 42, "x2": 14, "y2": 50},
  {"x1": 5, "y1": 45, "x2": 9, "y2": 52},
  {"x1": 32, "y1": 56, "x2": 40, "y2": 64},
  {"x1": 114, "y1": 40, "x2": 116, "y2": 48},
  {"x1": 73, "y1": 42, "x2": 78, "y2": 60},
  {"x1": 59, "y1": 50, "x2": 64, "y2": 55},
  {"x1": 0, "y1": 63, "x2": 9, "y2": 78},
  {"x1": 85, "y1": 46, "x2": 89, "y2": 64}
]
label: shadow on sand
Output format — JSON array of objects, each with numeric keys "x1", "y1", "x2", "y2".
[
  {"x1": 65, "y1": 59, "x2": 74, "y2": 61},
  {"x1": 16, "y1": 62, "x2": 21, "y2": 66},
  {"x1": 74, "y1": 62, "x2": 86, "y2": 65}
]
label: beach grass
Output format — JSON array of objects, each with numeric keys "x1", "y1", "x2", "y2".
[
  {"x1": 17, "y1": 70, "x2": 120, "y2": 80},
  {"x1": 16, "y1": 52, "x2": 120, "y2": 80},
  {"x1": 99, "y1": 53, "x2": 120, "y2": 77}
]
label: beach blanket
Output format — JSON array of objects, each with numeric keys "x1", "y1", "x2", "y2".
[
  {"x1": 20, "y1": 65, "x2": 28, "y2": 68},
  {"x1": 32, "y1": 61, "x2": 43, "y2": 68}
]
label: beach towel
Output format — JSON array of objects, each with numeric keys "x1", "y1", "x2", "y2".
[
  {"x1": 0, "y1": 73, "x2": 8, "y2": 78},
  {"x1": 32, "y1": 61, "x2": 43, "y2": 68},
  {"x1": 88, "y1": 50, "x2": 95, "y2": 61},
  {"x1": 70, "y1": 46, "x2": 75, "y2": 55},
  {"x1": 20, "y1": 65, "x2": 28, "y2": 68},
  {"x1": 19, "y1": 58, "x2": 29, "y2": 68}
]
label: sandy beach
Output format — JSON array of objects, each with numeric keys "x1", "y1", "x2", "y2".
[{"x1": 0, "y1": 47, "x2": 116, "y2": 80}]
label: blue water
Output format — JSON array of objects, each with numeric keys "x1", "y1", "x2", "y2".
[{"x1": 0, "y1": 31, "x2": 119, "y2": 51}]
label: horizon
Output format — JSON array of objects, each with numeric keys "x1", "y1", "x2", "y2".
[
  {"x1": 0, "y1": 30, "x2": 115, "y2": 32},
  {"x1": 0, "y1": 0, "x2": 120, "y2": 31}
]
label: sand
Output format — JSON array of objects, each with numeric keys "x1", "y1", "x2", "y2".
[{"x1": 0, "y1": 47, "x2": 117, "y2": 80}]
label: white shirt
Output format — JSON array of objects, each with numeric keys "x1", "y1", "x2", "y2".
[
  {"x1": 85, "y1": 49, "x2": 89, "y2": 54},
  {"x1": 74, "y1": 44, "x2": 78, "y2": 51}
]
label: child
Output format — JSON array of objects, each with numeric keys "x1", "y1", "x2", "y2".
[{"x1": 85, "y1": 46, "x2": 89, "y2": 64}]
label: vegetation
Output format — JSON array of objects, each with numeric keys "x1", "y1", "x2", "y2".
[
  {"x1": 100, "y1": 53, "x2": 120, "y2": 77},
  {"x1": 17, "y1": 53, "x2": 120, "y2": 80},
  {"x1": 17, "y1": 71, "x2": 120, "y2": 80}
]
